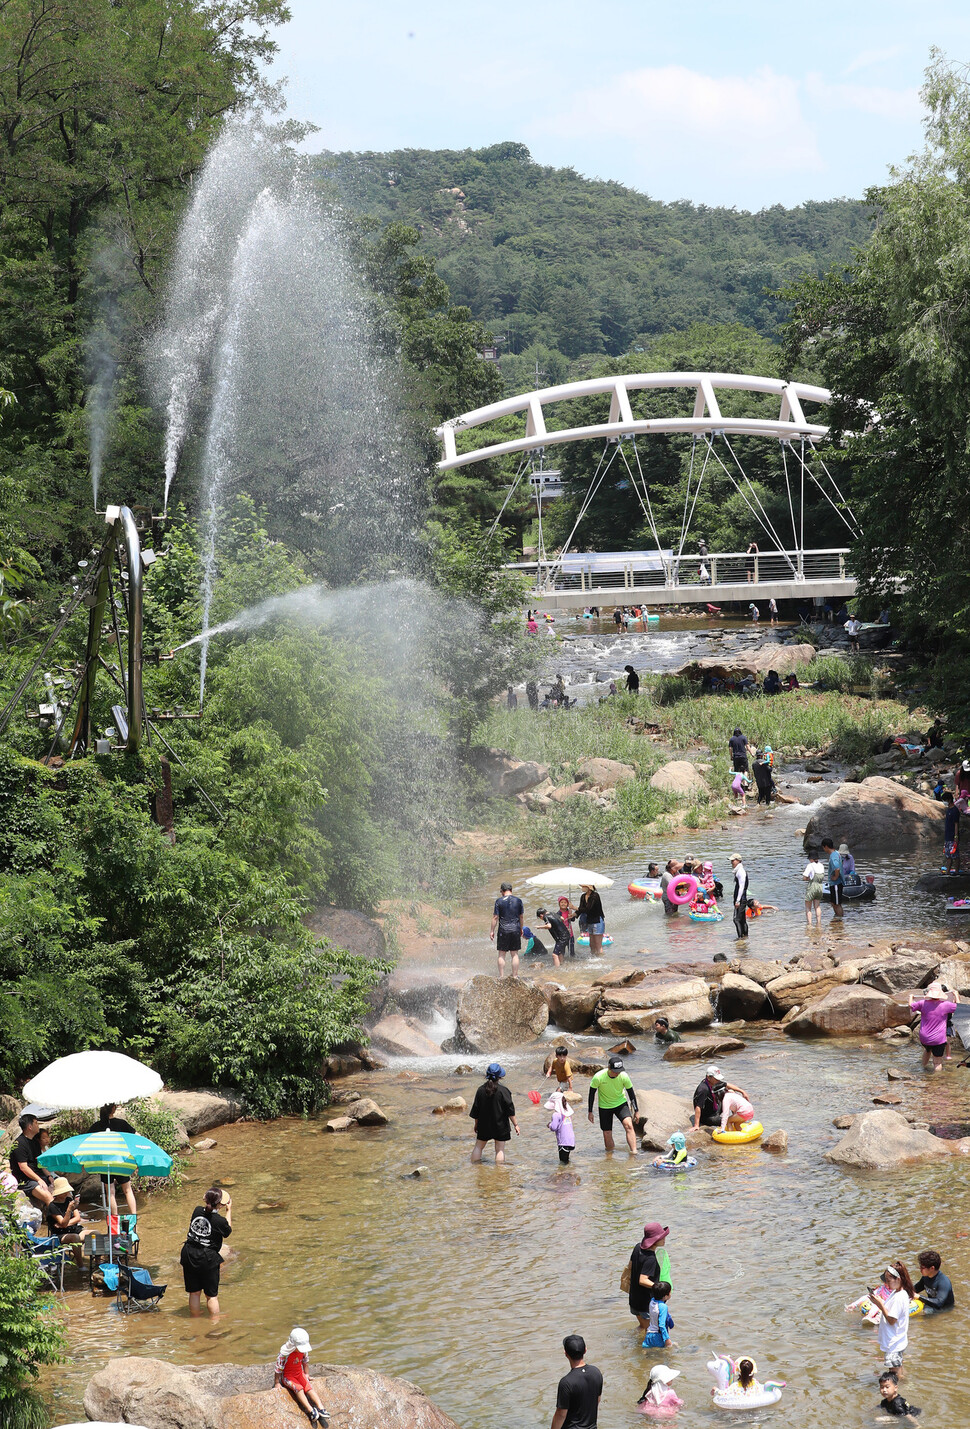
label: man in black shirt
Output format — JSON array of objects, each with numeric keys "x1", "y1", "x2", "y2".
[
  {"x1": 536, "y1": 907, "x2": 569, "y2": 966},
  {"x1": 552, "y1": 1335, "x2": 602, "y2": 1429},
  {"x1": 87, "y1": 1102, "x2": 137, "y2": 1217},
  {"x1": 9, "y1": 1114, "x2": 52, "y2": 1206},
  {"x1": 490, "y1": 881, "x2": 524, "y2": 979},
  {"x1": 728, "y1": 728, "x2": 750, "y2": 772}
]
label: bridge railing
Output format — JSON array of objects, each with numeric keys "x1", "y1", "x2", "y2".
[{"x1": 505, "y1": 548, "x2": 852, "y2": 593}]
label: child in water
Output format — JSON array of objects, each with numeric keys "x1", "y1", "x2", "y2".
[
  {"x1": 731, "y1": 770, "x2": 749, "y2": 810},
  {"x1": 636, "y1": 1364, "x2": 683, "y2": 1416},
  {"x1": 641, "y1": 1282, "x2": 674, "y2": 1348},
  {"x1": 657, "y1": 1132, "x2": 688, "y2": 1166},
  {"x1": 878, "y1": 1370, "x2": 921, "y2": 1419},
  {"x1": 546, "y1": 1045, "x2": 573, "y2": 1092},
  {"x1": 544, "y1": 1091, "x2": 575, "y2": 1164}
]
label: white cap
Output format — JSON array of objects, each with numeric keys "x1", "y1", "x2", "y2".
[
  {"x1": 649, "y1": 1365, "x2": 681, "y2": 1385},
  {"x1": 706, "y1": 1064, "x2": 722, "y2": 1078},
  {"x1": 290, "y1": 1327, "x2": 311, "y2": 1352}
]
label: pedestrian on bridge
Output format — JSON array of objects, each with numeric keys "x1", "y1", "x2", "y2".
[{"x1": 745, "y1": 541, "x2": 759, "y2": 582}]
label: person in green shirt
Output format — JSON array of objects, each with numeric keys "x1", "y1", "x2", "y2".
[
  {"x1": 587, "y1": 1056, "x2": 639, "y2": 1153},
  {"x1": 654, "y1": 1017, "x2": 681, "y2": 1045}
]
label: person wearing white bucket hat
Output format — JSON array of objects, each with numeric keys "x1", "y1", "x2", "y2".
[
  {"x1": 275, "y1": 1328, "x2": 329, "y2": 1425},
  {"x1": 909, "y1": 981, "x2": 958, "y2": 1072},
  {"x1": 636, "y1": 1364, "x2": 683, "y2": 1414}
]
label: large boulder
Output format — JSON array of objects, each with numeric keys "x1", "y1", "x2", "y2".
[
  {"x1": 649, "y1": 760, "x2": 708, "y2": 797},
  {"x1": 764, "y1": 965, "x2": 859, "y2": 1014},
  {"x1": 803, "y1": 777, "x2": 944, "y2": 853},
  {"x1": 673, "y1": 643, "x2": 816, "y2": 681},
  {"x1": 598, "y1": 978, "x2": 711, "y2": 1012},
  {"x1": 938, "y1": 957, "x2": 970, "y2": 994},
  {"x1": 576, "y1": 756, "x2": 636, "y2": 789},
  {"x1": 592, "y1": 968, "x2": 646, "y2": 988},
  {"x1": 860, "y1": 950, "x2": 941, "y2": 995},
  {"x1": 157, "y1": 1090, "x2": 245, "y2": 1137},
  {"x1": 455, "y1": 976, "x2": 548, "y2": 1053},
  {"x1": 84, "y1": 1356, "x2": 459, "y2": 1429},
  {"x1": 716, "y1": 973, "x2": 770, "y2": 1020},
  {"x1": 596, "y1": 977, "x2": 713, "y2": 1033},
  {"x1": 825, "y1": 1109, "x2": 951, "y2": 1169},
  {"x1": 634, "y1": 1088, "x2": 695, "y2": 1150},
  {"x1": 784, "y1": 984, "x2": 914, "y2": 1037},
  {"x1": 469, "y1": 745, "x2": 549, "y2": 797},
  {"x1": 548, "y1": 985, "x2": 601, "y2": 1033},
  {"x1": 734, "y1": 958, "x2": 786, "y2": 986},
  {"x1": 662, "y1": 1036, "x2": 746, "y2": 1062},
  {"x1": 367, "y1": 1014, "x2": 441, "y2": 1058}
]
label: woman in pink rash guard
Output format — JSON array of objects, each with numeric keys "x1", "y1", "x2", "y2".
[{"x1": 909, "y1": 981, "x2": 958, "y2": 1072}]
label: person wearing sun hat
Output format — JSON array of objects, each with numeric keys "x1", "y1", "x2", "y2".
[
  {"x1": 636, "y1": 1363, "x2": 683, "y2": 1414},
  {"x1": 626, "y1": 1222, "x2": 672, "y2": 1335},
  {"x1": 275, "y1": 1327, "x2": 329, "y2": 1424},
  {"x1": 909, "y1": 981, "x2": 958, "y2": 1072}
]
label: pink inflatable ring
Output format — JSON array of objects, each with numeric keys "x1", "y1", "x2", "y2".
[{"x1": 668, "y1": 874, "x2": 699, "y2": 905}]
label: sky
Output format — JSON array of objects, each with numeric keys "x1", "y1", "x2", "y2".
[{"x1": 268, "y1": 0, "x2": 970, "y2": 210}]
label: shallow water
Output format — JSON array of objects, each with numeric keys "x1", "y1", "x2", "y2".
[{"x1": 46, "y1": 1038, "x2": 970, "y2": 1428}]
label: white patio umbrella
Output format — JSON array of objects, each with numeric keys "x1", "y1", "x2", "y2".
[
  {"x1": 526, "y1": 865, "x2": 614, "y2": 894},
  {"x1": 22, "y1": 1050, "x2": 162, "y2": 1110}
]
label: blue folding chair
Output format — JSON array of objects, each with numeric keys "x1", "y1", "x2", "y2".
[{"x1": 116, "y1": 1263, "x2": 166, "y2": 1313}]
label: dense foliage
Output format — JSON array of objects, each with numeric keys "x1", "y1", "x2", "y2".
[
  {"x1": 320, "y1": 141, "x2": 871, "y2": 377},
  {"x1": 784, "y1": 52, "x2": 970, "y2": 727},
  {"x1": 0, "y1": 1193, "x2": 64, "y2": 1411}
]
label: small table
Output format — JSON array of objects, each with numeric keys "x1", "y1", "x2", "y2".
[{"x1": 86, "y1": 1233, "x2": 131, "y2": 1277}]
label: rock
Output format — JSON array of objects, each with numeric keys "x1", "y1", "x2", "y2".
[
  {"x1": 345, "y1": 1098, "x2": 388, "y2": 1127},
  {"x1": 385, "y1": 967, "x2": 468, "y2": 1015},
  {"x1": 454, "y1": 1064, "x2": 474, "y2": 1075},
  {"x1": 548, "y1": 781, "x2": 586, "y2": 803},
  {"x1": 803, "y1": 776, "x2": 944, "y2": 853},
  {"x1": 592, "y1": 968, "x2": 646, "y2": 987},
  {"x1": 598, "y1": 977, "x2": 711, "y2": 1011},
  {"x1": 431, "y1": 1097, "x2": 466, "y2": 1115},
  {"x1": 368, "y1": 1014, "x2": 442, "y2": 1058},
  {"x1": 469, "y1": 745, "x2": 550, "y2": 797},
  {"x1": 575, "y1": 756, "x2": 636, "y2": 789},
  {"x1": 825, "y1": 1109, "x2": 951, "y2": 1168},
  {"x1": 548, "y1": 985, "x2": 601, "y2": 1032},
  {"x1": 0, "y1": 1095, "x2": 21, "y2": 1122},
  {"x1": 609, "y1": 1039, "x2": 637, "y2": 1055},
  {"x1": 649, "y1": 760, "x2": 708, "y2": 797},
  {"x1": 499, "y1": 760, "x2": 551, "y2": 797},
  {"x1": 395, "y1": 1070, "x2": 421, "y2": 1082},
  {"x1": 254, "y1": 1200, "x2": 287, "y2": 1213},
  {"x1": 886, "y1": 1067, "x2": 913, "y2": 1081},
  {"x1": 735, "y1": 958, "x2": 786, "y2": 986},
  {"x1": 598, "y1": 998, "x2": 712, "y2": 1035},
  {"x1": 761, "y1": 1130, "x2": 788, "y2": 1153},
  {"x1": 662, "y1": 1036, "x2": 746, "y2": 1062},
  {"x1": 938, "y1": 957, "x2": 970, "y2": 994},
  {"x1": 716, "y1": 973, "x2": 770, "y2": 1020},
  {"x1": 306, "y1": 906, "x2": 386, "y2": 961},
  {"x1": 764, "y1": 965, "x2": 858, "y2": 1014},
  {"x1": 916, "y1": 872, "x2": 970, "y2": 894},
  {"x1": 401, "y1": 1166, "x2": 430, "y2": 1179},
  {"x1": 157, "y1": 1089, "x2": 245, "y2": 1136},
  {"x1": 804, "y1": 759, "x2": 832, "y2": 773},
  {"x1": 192, "y1": 1138, "x2": 217, "y2": 1152},
  {"x1": 785, "y1": 984, "x2": 913, "y2": 1037},
  {"x1": 861, "y1": 950, "x2": 940, "y2": 995},
  {"x1": 832, "y1": 1114, "x2": 856, "y2": 1129},
  {"x1": 84, "y1": 1356, "x2": 460, "y2": 1429},
  {"x1": 455, "y1": 976, "x2": 549, "y2": 1052},
  {"x1": 672, "y1": 642, "x2": 816, "y2": 681},
  {"x1": 321, "y1": 1054, "x2": 364, "y2": 1079},
  {"x1": 635, "y1": 1088, "x2": 695, "y2": 1150},
  {"x1": 325, "y1": 1117, "x2": 354, "y2": 1132},
  {"x1": 873, "y1": 1092, "x2": 903, "y2": 1105}
]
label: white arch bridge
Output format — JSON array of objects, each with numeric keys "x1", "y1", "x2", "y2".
[{"x1": 436, "y1": 371, "x2": 860, "y2": 610}]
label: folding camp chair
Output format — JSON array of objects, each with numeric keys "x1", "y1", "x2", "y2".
[
  {"x1": 22, "y1": 1229, "x2": 70, "y2": 1293},
  {"x1": 116, "y1": 1262, "x2": 166, "y2": 1313}
]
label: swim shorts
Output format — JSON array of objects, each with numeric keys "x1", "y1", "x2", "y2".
[
  {"x1": 922, "y1": 1041, "x2": 948, "y2": 1058},
  {"x1": 829, "y1": 882, "x2": 843, "y2": 905},
  {"x1": 282, "y1": 1364, "x2": 312, "y2": 1395},
  {"x1": 496, "y1": 930, "x2": 521, "y2": 952},
  {"x1": 599, "y1": 1104, "x2": 633, "y2": 1130},
  {"x1": 945, "y1": 840, "x2": 958, "y2": 857}
]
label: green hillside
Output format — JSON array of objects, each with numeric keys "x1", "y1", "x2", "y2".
[{"x1": 317, "y1": 141, "x2": 871, "y2": 387}]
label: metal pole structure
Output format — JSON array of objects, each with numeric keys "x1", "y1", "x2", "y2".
[{"x1": 117, "y1": 506, "x2": 144, "y2": 751}]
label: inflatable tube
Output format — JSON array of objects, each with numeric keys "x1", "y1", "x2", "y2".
[
  {"x1": 577, "y1": 934, "x2": 613, "y2": 947},
  {"x1": 628, "y1": 880, "x2": 662, "y2": 900},
  {"x1": 946, "y1": 898, "x2": 970, "y2": 913},
  {"x1": 689, "y1": 909, "x2": 723, "y2": 922},
  {"x1": 712, "y1": 1386, "x2": 783, "y2": 1410},
  {"x1": 668, "y1": 874, "x2": 699, "y2": 906},
  {"x1": 711, "y1": 1121, "x2": 764, "y2": 1145},
  {"x1": 651, "y1": 1155, "x2": 698, "y2": 1172}
]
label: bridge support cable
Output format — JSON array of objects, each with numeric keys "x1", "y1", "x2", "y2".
[
  {"x1": 810, "y1": 446, "x2": 862, "y2": 537},
  {"x1": 788, "y1": 441, "x2": 861, "y2": 540},
  {"x1": 780, "y1": 441, "x2": 799, "y2": 552},
  {"x1": 720, "y1": 434, "x2": 798, "y2": 573},
  {"x1": 483, "y1": 455, "x2": 530, "y2": 546},
  {"x1": 675, "y1": 437, "x2": 713, "y2": 572},
  {"x1": 706, "y1": 436, "x2": 796, "y2": 573},
  {"x1": 616, "y1": 439, "x2": 664, "y2": 563},
  {"x1": 544, "y1": 440, "x2": 621, "y2": 587}
]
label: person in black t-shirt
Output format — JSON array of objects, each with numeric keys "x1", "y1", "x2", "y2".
[
  {"x1": 469, "y1": 1064, "x2": 519, "y2": 1165},
  {"x1": 728, "y1": 728, "x2": 750, "y2": 772},
  {"x1": 878, "y1": 1370, "x2": 921, "y2": 1417},
  {"x1": 179, "y1": 1186, "x2": 232, "y2": 1316},
  {"x1": 536, "y1": 907, "x2": 569, "y2": 966},
  {"x1": 87, "y1": 1103, "x2": 137, "y2": 1217},
  {"x1": 552, "y1": 1335, "x2": 602, "y2": 1429},
  {"x1": 490, "y1": 881, "x2": 524, "y2": 978},
  {"x1": 9, "y1": 1114, "x2": 52, "y2": 1206}
]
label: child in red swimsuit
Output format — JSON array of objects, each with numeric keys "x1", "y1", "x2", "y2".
[{"x1": 275, "y1": 1328, "x2": 329, "y2": 1425}]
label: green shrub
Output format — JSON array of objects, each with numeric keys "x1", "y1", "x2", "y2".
[
  {"x1": 0, "y1": 1193, "x2": 64, "y2": 1408},
  {"x1": 527, "y1": 800, "x2": 629, "y2": 862},
  {"x1": 651, "y1": 674, "x2": 698, "y2": 706}
]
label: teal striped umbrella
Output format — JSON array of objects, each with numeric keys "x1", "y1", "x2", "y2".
[{"x1": 39, "y1": 1131, "x2": 172, "y2": 1264}]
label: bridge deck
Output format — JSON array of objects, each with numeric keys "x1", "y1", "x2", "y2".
[{"x1": 521, "y1": 577, "x2": 856, "y2": 612}]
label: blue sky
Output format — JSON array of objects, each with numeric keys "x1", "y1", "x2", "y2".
[{"x1": 269, "y1": 0, "x2": 970, "y2": 209}]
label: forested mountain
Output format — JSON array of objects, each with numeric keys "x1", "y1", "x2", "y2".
[{"x1": 317, "y1": 141, "x2": 872, "y2": 388}]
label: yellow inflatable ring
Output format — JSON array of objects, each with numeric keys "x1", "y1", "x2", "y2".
[{"x1": 712, "y1": 1120, "x2": 764, "y2": 1145}]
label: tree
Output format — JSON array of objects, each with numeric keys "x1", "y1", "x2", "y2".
[
  {"x1": 783, "y1": 51, "x2": 970, "y2": 722},
  {"x1": 0, "y1": 1192, "x2": 65, "y2": 1420}
]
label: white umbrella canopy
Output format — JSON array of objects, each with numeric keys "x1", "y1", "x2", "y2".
[
  {"x1": 525, "y1": 865, "x2": 614, "y2": 892},
  {"x1": 22, "y1": 1050, "x2": 163, "y2": 1110}
]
